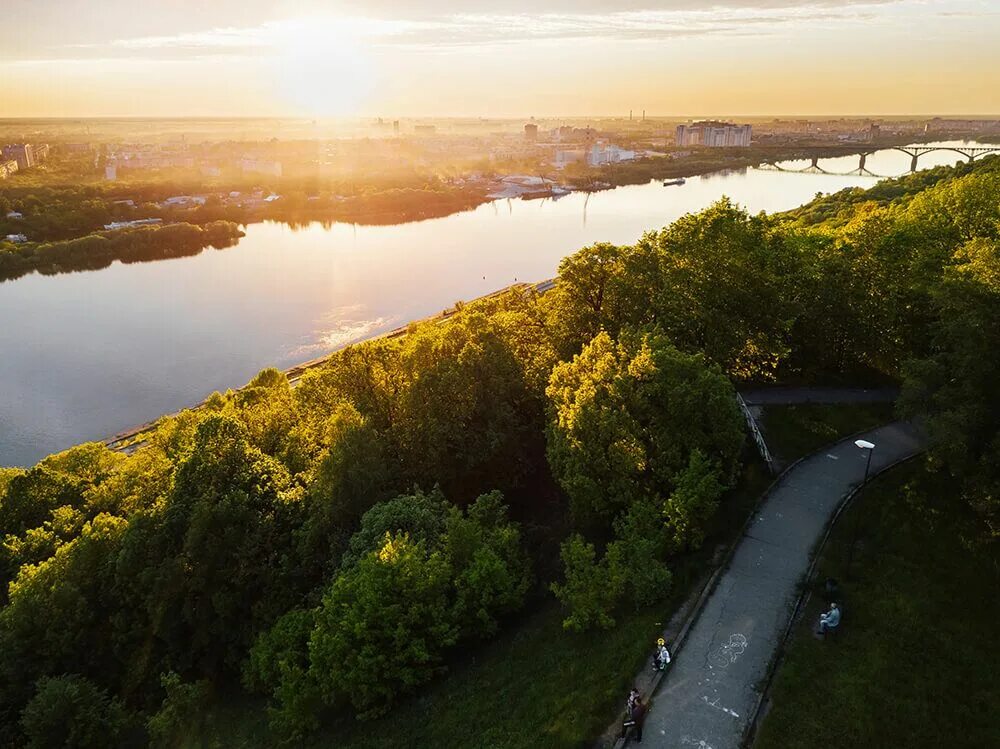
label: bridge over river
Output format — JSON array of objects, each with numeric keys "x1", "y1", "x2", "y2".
[{"x1": 758, "y1": 145, "x2": 1000, "y2": 178}]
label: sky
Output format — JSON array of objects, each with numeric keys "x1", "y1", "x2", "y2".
[{"x1": 3, "y1": 0, "x2": 999, "y2": 118}]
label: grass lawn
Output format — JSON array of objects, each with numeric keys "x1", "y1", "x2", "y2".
[
  {"x1": 761, "y1": 402, "x2": 896, "y2": 464},
  {"x1": 755, "y1": 463, "x2": 1000, "y2": 749},
  {"x1": 194, "y1": 601, "x2": 664, "y2": 749}
]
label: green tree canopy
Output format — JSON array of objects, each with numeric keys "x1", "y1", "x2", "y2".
[{"x1": 546, "y1": 329, "x2": 743, "y2": 525}]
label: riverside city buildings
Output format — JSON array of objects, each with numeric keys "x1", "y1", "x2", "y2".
[{"x1": 675, "y1": 122, "x2": 752, "y2": 147}]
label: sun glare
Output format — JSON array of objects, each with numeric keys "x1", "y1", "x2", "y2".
[{"x1": 272, "y1": 16, "x2": 375, "y2": 118}]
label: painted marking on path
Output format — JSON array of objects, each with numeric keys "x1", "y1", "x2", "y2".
[
  {"x1": 701, "y1": 695, "x2": 741, "y2": 718},
  {"x1": 707, "y1": 633, "x2": 748, "y2": 668},
  {"x1": 680, "y1": 737, "x2": 716, "y2": 749},
  {"x1": 826, "y1": 454, "x2": 839, "y2": 460}
]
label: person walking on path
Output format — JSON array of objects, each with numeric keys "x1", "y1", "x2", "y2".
[{"x1": 630, "y1": 697, "x2": 648, "y2": 743}]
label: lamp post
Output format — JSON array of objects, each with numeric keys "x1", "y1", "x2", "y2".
[{"x1": 846, "y1": 439, "x2": 875, "y2": 575}]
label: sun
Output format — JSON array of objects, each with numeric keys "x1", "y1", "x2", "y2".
[{"x1": 271, "y1": 16, "x2": 376, "y2": 118}]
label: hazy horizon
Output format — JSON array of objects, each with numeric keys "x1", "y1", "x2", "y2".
[
  {"x1": 4, "y1": 0, "x2": 999, "y2": 119},
  {"x1": 3, "y1": 114, "x2": 1000, "y2": 123}
]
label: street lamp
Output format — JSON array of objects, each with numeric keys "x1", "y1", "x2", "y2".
[
  {"x1": 855, "y1": 440, "x2": 876, "y2": 485},
  {"x1": 846, "y1": 439, "x2": 876, "y2": 575}
]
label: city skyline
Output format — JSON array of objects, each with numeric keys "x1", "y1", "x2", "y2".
[{"x1": 3, "y1": 0, "x2": 1000, "y2": 118}]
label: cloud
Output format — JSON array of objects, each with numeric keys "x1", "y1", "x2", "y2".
[
  {"x1": 5, "y1": 0, "x2": 992, "y2": 65},
  {"x1": 43, "y1": 2, "x2": 890, "y2": 61}
]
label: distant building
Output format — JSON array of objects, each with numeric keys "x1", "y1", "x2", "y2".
[
  {"x1": 393, "y1": 120, "x2": 400, "y2": 135},
  {"x1": 103, "y1": 218, "x2": 163, "y2": 231},
  {"x1": 104, "y1": 164, "x2": 117, "y2": 181},
  {"x1": 4, "y1": 234, "x2": 28, "y2": 244},
  {"x1": 2, "y1": 144, "x2": 36, "y2": 170},
  {"x1": 553, "y1": 149, "x2": 586, "y2": 169},
  {"x1": 238, "y1": 158, "x2": 283, "y2": 177},
  {"x1": 6, "y1": 211, "x2": 23, "y2": 220},
  {"x1": 925, "y1": 117, "x2": 1000, "y2": 132},
  {"x1": 0, "y1": 159, "x2": 18, "y2": 179},
  {"x1": 161, "y1": 195, "x2": 207, "y2": 207},
  {"x1": 552, "y1": 126, "x2": 598, "y2": 143},
  {"x1": 587, "y1": 142, "x2": 636, "y2": 166},
  {"x1": 414, "y1": 125, "x2": 437, "y2": 135},
  {"x1": 675, "y1": 122, "x2": 752, "y2": 147},
  {"x1": 524, "y1": 123, "x2": 538, "y2": 142}
]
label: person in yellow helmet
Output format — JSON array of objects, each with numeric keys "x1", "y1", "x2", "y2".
[{"x1": 653, "y1": 638, "x2": 671, "y2": 671}]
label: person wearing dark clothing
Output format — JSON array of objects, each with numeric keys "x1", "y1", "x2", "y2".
[
  {"x1": 630, "y1": 697, "x2": 648, "y2": 743},
  {"x1": 626, "y1": 687, "x2": 639, "y2": 715}
]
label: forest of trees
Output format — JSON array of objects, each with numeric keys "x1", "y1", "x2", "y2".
[
  {"x1": 0, "y1": 221, "x2": 244, "y2": 282},
  {"x1": 0, "y1": 156, "x2": 998, "y2": 746},
  {"x1": 0, "y1": 174, "x2": 485, "y2": 250}
]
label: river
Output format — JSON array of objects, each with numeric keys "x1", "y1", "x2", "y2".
[{"x1": 0, "y1": 141, "x2": 995, "y2": 466}]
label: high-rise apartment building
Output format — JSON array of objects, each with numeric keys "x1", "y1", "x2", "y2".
[
  {"x1": 2, "y1": 144, "x2": 34, "y2": 170},
  {"x1": 1, "y1": 143, "x2": 49, "y2": 170},
  {"x1": 675, "y1": 122, "x2": 752, "y2": 148}
]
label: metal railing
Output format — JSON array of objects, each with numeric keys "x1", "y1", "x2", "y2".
[{"x1": 737, "y1": 392, "x2": 775, "y2": 474}]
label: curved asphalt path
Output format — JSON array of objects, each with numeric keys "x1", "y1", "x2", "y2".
[{"x1": 642, "y1": 421, "x2": 924, "y2": 749}]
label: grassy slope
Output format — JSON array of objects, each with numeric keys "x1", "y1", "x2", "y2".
[
  {"x1": 761, "y1": 403, "x2": 896, "y2": 464},
  {"x1": 755, "y1": 463, "x2": 1000, "y2": 749}
]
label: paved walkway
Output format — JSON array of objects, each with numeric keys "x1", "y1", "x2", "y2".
[
  {"x1": 738, "y1": 386, "x2": 899, "y2": 407},
  {"x1": 642, "y1": 421, "x2": 924, "y2": 749}
]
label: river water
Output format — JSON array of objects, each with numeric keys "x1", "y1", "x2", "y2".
[{"x1": 0, "y1": 142, "x2": 994, "y2": 466}]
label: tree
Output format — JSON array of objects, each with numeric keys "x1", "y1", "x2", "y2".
[
  {"x1": 393, "y1": 310, "x2": 541, "y2": 500},
  {"x1": 295, "y1": 338, "x2": 406, "y2": 435},
  {"x1": 546, "y1": 331, "x2": 648, "y2": 524},
  {"x1": 545, "y1": 201, "x2": 802, "y2": 379},
  {"x1": 308, "y1": 533, "x2": 457, "y2": 717},
  {"x1": 546, "y1": 330, "x2": 743, "y2": 525},
  {"x1": 242, "y1": 607, "x2": 318, "y2": 735},
  {"x1": 145, "y1": 672, "x2": 211, "y2": 748},
  {"x1": 243, "y1": 608, "x2": 315, "y2": 695},
  {"x1": 662, "y1": 450, "x2": 726, "y2": 553},
  {"x1": 607, "y1": 498, "x2": 673, "y2": 608},
  {"x1": 902, "y1": 237, "x2": 1000, "y2": 540},
  {"x1": 550, "y1": 534, "x2": 625, "y2": 632},
  {"x1": 223, "y1": 368, "x2": 299, "y2": 458},
  {"x1": 309, "y1": 403, "x2": 396, "y2": 525},
  {"x1": 111, "y1": 415, "x2": 303, "y2": 695},
  {"x1": 637, "y1": 199, "x2": 798, "y2": 380},
  {"x1": 20, "y1": 675, "x2": 132, "y2": 749},
  {"x1": 339, "y1": 488, "x2": 450, "y2": 570},
  {"x1": 543, "y1": 242, "x2": 658, "y2": 357},
  {"x1": 444, "y1": 491, "x2": 532, "y2": 638},
  {"x1": 0, "y1": 515, "x2": 128, "y2": 734}
]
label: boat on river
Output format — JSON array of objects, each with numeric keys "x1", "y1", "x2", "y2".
[{"x1": 663, "y1": 178, "x2": 686, "y2": 186}]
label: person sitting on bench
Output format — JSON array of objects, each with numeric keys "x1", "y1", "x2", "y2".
[
  {"x1": 652, "y1": 638, "x2": 671, "y2": 671},
  {"x1": 818, "y1": 602, "x2": 841, "y2": 635}
]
